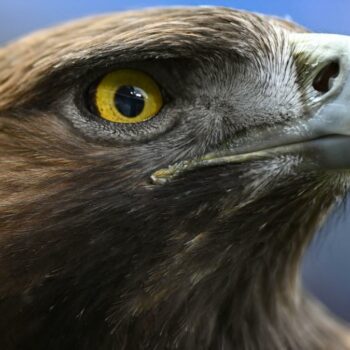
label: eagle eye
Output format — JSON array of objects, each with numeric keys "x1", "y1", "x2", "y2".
[{"x1": 89, "y1": 69, "x2": 163, "y2": 123}]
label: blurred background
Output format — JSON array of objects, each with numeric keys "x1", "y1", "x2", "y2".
[{"x1": 1, "y1": 0, "x2": 349, "y2": 322}]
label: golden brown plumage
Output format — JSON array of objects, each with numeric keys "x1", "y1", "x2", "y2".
[{"x1": 0, "y1": 7, "x2": 349, "y2": 350}]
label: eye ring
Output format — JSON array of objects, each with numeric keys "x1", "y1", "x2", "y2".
[{"x1": 91, "y1": 69, "x2": 163, "y2": 123}]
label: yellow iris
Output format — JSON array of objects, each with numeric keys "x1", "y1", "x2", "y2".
[{"x1": 94, "y1": 69, "x2": 163, "y2": 123}]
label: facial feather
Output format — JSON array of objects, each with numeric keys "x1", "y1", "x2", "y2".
[{"x1": 0, "y1": 6, "x2": 349, "y2": 350}]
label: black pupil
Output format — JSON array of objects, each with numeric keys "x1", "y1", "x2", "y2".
[{"x1": 114, "y1": 85, "x2": 145, "y2": 117}]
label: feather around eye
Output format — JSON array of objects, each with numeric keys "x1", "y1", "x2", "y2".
[{"x1": 90, "y1": 69, "x2": 163, "y2": 124}]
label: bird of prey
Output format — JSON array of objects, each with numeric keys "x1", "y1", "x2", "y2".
[{"x1": 0, "y1": 6, "x2": 350, "y2": 350}]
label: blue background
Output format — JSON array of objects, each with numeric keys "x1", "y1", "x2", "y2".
[{"x1": 1, "y1": 0, "x2": 349, "y2": 322}]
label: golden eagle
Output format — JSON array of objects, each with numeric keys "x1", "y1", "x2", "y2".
[{"x1": 0, "y1": 6, "x2": 349, "y2": 350}]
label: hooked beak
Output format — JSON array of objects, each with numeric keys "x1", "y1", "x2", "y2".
[{"x1": 152, "y1": 34, "x2": 350, "y2": 184}]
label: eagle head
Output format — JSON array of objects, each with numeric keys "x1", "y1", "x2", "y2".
[{"x1": 0, "y1": 7, "x2": 349, "y2": 350}]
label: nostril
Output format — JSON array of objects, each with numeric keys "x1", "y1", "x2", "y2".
[{"x1": 312, "y1": 61, "x2": 340, "y2": 93}]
